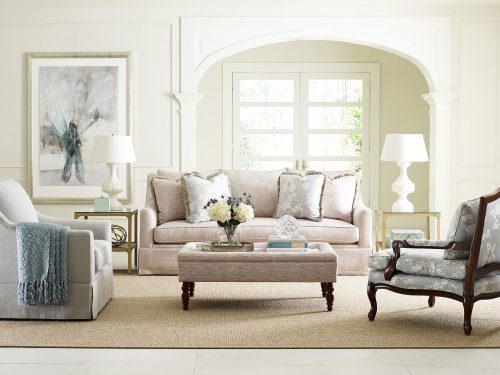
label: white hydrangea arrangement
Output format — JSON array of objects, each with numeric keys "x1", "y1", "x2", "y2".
[{"x1": 205, "y1": 193, "x2": 254, "y2": 245}]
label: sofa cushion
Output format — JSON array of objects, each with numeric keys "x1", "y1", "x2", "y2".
[
  {"x1": 151, "y1": 177, "x2": 185, "y2": 224},
  {"x1": 0, "y1": 179, "x2": 38, "y2": 223},
  {"x1": 157, "y1": 169, "x2": 218, "y2": 179},
  {"x1": 154, "y1": 217, "x2": 359, "y2": 244},
  {"x1": 94, "y1": 240, "x2": 112, "y2": 272},
  {"x1": 181, "y1": 172, "x2": 231, "y2": 223},
  {"x1": 223, "y1": 169, "x2": 282, "y2": 217},
  {"x1": 275, "y1": 172, "x2": 325, "y2": 221},
  {"x1": 318, "y1": 172, "x2": 357, "y2": 223}
]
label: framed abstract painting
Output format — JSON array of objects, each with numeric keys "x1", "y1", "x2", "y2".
[{"x1": 28, "y1": 52, "x2": 132, "y2": 203}]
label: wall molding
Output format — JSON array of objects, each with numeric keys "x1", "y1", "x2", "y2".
[{"x1": 422, "y1": 92, "x2": 458, "y2": 235}]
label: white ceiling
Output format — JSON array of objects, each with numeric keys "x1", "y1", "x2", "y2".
[{"x1": 1, "y1": 0, "x2": 500, "y2": 7}]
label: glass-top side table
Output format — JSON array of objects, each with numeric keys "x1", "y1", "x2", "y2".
[
  {"x1": 375, "y1": 209, "x2": 441, "y2": 251},
  {"x1": 74, "y1": 209, "x2": 138, "y2": 274}
]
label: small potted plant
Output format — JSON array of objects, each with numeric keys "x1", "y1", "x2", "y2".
[{"x1": 205, "y1": 193, "x2": 254, "y2": 245}]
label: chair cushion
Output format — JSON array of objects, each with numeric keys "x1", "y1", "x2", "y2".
[
  {"x1": 369, "y1": 270, "x2": 500, "y2": 296},
  {"x1": 318, "y1": 172, "x2": 357, "y2": 223},
  {"x1": 275, "y1": 172, "x2": 325, "y2": 221},
  {"x1": 0, "y1": 179, "x2": 38, "y2": 223},
  {"x1": 223, "y1": 169, "x2": 283, "y2": 217},
  {"x1": 94, "y1": 240, "x2": 112, "y2": 272},
  {"x1": 477, "y1": 198, "x2": 500, "y2": 268},
  {"x1": 368, "y1": 248, "x2": 468, "y2": 280},
  {"x1": 444, "y1": 198, "x2": 480, "y2": 260},
  {"x1": 368, "y1": 249, "x2": 393, "y2": 270},
  {"x1": 396, "y1": 248, "x2": 468, "y2": 280},
  {"x1": 369, "y1": 270, "x2": 465, "y2": 295},
  {"x1": 153, "y1": 217, "x2": 359, "y2": 244},
  {"x1": 151, "y1": 177, "x2": 185, "y2": 224}
]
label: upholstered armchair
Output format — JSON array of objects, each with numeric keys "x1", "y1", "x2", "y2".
[
  {"x1": 367, "y1": 188, "x2": 500, "y2": 335},
  {"x1": 0, "y1": 179, "x2": 114, "y2": 320}
]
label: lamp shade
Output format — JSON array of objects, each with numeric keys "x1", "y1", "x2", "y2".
[
  {"x1": 91, "y1": 135, "x2": 136, "y2": 163},
  {"x1": 380, "y1": 134, "x2": 428, "y2": 162}
]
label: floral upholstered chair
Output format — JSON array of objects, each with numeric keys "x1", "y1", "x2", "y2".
[{"x1": 367, "y1": 188, "x2": 500, "y2": 335}]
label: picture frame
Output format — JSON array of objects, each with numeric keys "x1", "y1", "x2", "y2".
[{"x1": 28, "y1": 52, "x2": 133, "y2": 203}]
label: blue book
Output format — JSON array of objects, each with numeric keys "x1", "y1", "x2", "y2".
[{"x1": 267, "y1": 241, "x2": 308, "y2": 248}]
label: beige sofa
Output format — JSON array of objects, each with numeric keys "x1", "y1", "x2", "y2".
[{"x1": 139, "y1": 169, "x2": 372, "y2": 275}]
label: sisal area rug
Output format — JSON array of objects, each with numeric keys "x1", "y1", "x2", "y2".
[{"x1": 1, "y1": 273, "x2": 499, "y2": 348}]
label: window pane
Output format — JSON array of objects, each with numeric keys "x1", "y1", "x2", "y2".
[
  {"x1": 240, "y1": 160, "x2": 293, "y2": 171},
  {"x1": 309, "y1": 80, "x2": 362, "y2": 102},
  {"x1": 308, "y1": 161, "x2": 362, "y2": 174},
  {"x1": 240, "y1": 80, "x2": 294, "y2": 102},
  {"x1": 240, "y1": 134, "x2": 293, "y2": 157},
  {"x1": 240, "y1": 107, "x2": 293, "y2": 130},
  {"x1": 309, "y1": 133, "x2": 362, "y2": 157},
  {"x1": 308, "y1": 106, "x2": 362, "y2": 129}
]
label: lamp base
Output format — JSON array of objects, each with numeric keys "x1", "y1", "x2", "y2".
[
  {"x1": 102, "y1": 163, "x2": 124, "y2": 211},
  {"x1": 391, "y1": 161, "x2": 416, "y2": 213},
  {"x1": 392, "y1": 199, "x2": 414, "y2": 213}
]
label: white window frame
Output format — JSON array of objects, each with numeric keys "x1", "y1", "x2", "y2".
[{"x1": 222, "y1": 63, "x2": 380, "y2": 207}]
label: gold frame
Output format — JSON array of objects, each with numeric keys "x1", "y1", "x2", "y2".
[{"x1": 28, "y1": 52, "x2": 133, "y2": 204}]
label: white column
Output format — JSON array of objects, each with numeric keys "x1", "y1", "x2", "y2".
[
  {"x1": 421, "y1": 92, "x2": 458, "y2": 238},
  {"x1": 174, "y1": 92, "x2": 202, "y2": 172}
]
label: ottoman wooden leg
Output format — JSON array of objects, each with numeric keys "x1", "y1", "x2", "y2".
[
  {"x1": 326, "y1": 282, "x2": 334, "y2": 311},
  {"x1": 321, "y1": 283, "x2": 327, "y2": 297},
  {"x1": 190, "y1": 282, "x2": 195, "y2": 297},
  {"x1": 182, "y1": 282, "x2": 190, "y2": 310}
]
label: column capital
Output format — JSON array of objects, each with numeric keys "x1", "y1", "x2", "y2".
[
  {"x1": 422, "y1": 92, "x2": 458, "y2": 112},
  {"x1": 174, "y1": 92, "x2": 202, "y2": 113}
]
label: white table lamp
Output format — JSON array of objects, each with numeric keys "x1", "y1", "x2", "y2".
[
  {"x1": 92, "y1": 135, "x2": 136, "y2": 211},
  {"x1": 380, "y1": 134, "x2": 428, "y2": 212}
]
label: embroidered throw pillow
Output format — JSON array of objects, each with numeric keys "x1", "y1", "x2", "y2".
[
  {"x1": 181, "y1": 171, "x2": 231, "y2": 223},
  {"x1": 151, "y1": 177, "x2": 185, "y2": 224},
  {"x1": 315, "y1": 171, "x2": 357, "y2": 223},
  {"x1": 275, "y1": 172, "x2": 325, "y2": 222}
]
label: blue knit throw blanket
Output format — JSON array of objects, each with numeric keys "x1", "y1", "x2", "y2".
[{"x1": 16, "y1": 222, "x2": 70, "y2": 305}]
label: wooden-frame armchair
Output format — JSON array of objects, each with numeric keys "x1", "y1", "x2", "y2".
[{"x1": 367, "y1": 188, "x2": 500, "y2": 335}]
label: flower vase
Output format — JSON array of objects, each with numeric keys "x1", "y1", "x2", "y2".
[{"x1": 217, "y1": 222, "x2": 241, "y2": 245}]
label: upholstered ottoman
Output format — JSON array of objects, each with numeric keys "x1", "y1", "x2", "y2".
[{"x1": 177, "y1": 242, "x2": 338, "y2": 311}]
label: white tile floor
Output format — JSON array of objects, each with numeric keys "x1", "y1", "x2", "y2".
[{"x1": 0, "y1": 348, "x2": 498, "y2": 375}]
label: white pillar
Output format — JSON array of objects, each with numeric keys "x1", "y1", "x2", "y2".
[
  {"x1": 422, "y1": 92, "x2": 458, "y2": 238},
  {"x1": 174, "y1": 92, "x2": 202, "y2": 172}
]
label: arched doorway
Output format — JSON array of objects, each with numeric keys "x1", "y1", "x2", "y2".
[{"x1": 175, "y1": 16, "x2": 457, "y2": 233}]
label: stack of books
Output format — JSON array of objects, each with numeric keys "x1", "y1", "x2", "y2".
[{"x1": 266, "y1": 235, "x2": 308, "y2": 252}]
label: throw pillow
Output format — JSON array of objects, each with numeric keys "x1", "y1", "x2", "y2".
[
  {"x1": 151, "y1": 177, "x2": 186, "y2": 224},
  {"x1": 313, "y1": 171, "x2": 357, "y2": 223},
  {"x1": 275, "y1": 172, "x2": 326, "y2": 221},
  {"x1": 181, "y1": 171, "x2": 231, "y2": 223},
  {"x1": 443, "y1": 197, "x2": 480, "y2": 260}
]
